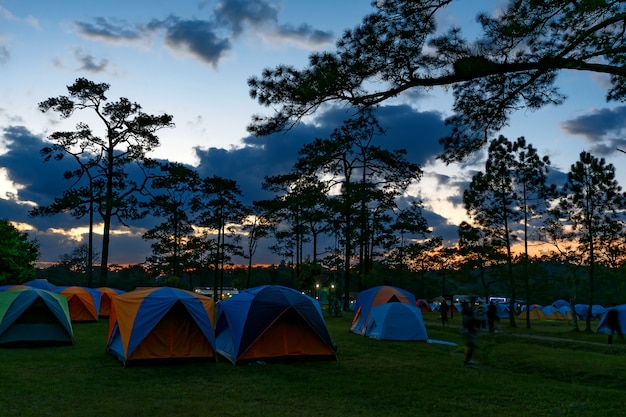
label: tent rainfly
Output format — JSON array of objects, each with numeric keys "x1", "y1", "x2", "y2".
[
  {"x1": 351, "y1": 285, "x2": 416, "y2": 335},
  {"x1": 0, "y1": 288, "x2": 73, "y2": 347},
  {"x1": 107, "y1": 287, "x2": 216, "y2": 366},
  {"x1": 215, "y1": 285, "x2": 337, "y2": 365},
  {"x1": 56, "y1": 286, "x2": 101, "y2": 322},
  {"x1": 365, "y1": 303, "x2": 428, "y2": 341},
  {"x1": 97, "y1": 287, "x2": 126, "y2": 318}
]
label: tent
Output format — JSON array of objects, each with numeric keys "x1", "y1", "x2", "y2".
[
  {"x1": 552, "y1": 299, "x2": 571, "y2": 309},
  {"x1": 519, "y1": 308, "x2": 546, "y2": 320},
  {"x1": 214, "y1": 285, "x2": 337, "y2": 365},
  {"x1": 557, "y1": 306, "x2": 574, "y2": 320},
  {"x1": 0, "y1": 288, "x2": 73, "y2": 346},
  {"x1": 56, "y1": 286, "x2": 101, "y2": 322},
  {"x1": 365, "y1": 303, "x2": 428, "y2": 341},
  {"x1": 597, "y1": 305, "x2": 626, "y2": 334},
  {"x1": 542, "y1": 305, "x2": 573, "y2": 320},
  {"x1": 520, "y1": 303, "x2": 543, "y2": 312},
  {"x1": 416, "y1": 299, "x2": 432, "y2": 312},
  {"x1": 23, "y1": 279, "x2": 57, "y2": 291},
  {"x1": 107, "y1": 287, "x2": 216, "y2": 366},
  {"x1": 97, "y1": 287, "x2": 126, "y2": 318},
  {"x1": 0, "y1": 285, "x2": 29, "y2": 292},
  {"x1": 575, "y1": 304, "x2": 606, "y2": 320},
  {"x1": 351, "y1": 286, "x2": 416, "y2": 335},
  {"x1": 492, "y1": 302, "x2": 510, "y2": 319}
]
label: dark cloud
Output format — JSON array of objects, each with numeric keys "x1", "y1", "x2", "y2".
[
  {"x1": 212, "y1": 0, "x2": 332, "y2": 44},
  {"x1": 158, "y1": 18, "x2": 231, "y2": 66},
  {"x1": 372, "y1": 106, "x2": 450, "y2": 166},
  {"x1": 275, "y1": 23, "x2": 334, "y2": 44},
  {"x1": 582, "y1": 137, "x2": 626, "y2": 157},
  {"x1": 561, "y1": 106, "x2": 626, "y2": 145},
  {"x1": 559, "y1": 106, "x2": 626, "y2": 156},
  {"x1": 0, "y1": 45, "x2": 9, "y2": 64},
  {"x1": 74, "y1": 49, "x2": 109, "y2": 73},
  {"x1": 195, "y1": 105, "x2": 449, "y2": 205},
  {"x1": 214, "y1": 0, "x2": 279, "y2": 35},
  {"x1": 75, "y1": 17, "x2": 142, "y2": 42},
  {"x1": 423, "y1": 210, "x2": 459, "y2": 245},
  {"x1": 0, "y1": 126, "x2": 74, "y2": 211}
]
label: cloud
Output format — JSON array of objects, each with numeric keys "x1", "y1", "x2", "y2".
[
  {"x1": 214, "y1": 0, "x2": 280, "y2": 35},
  {"x1": 74, "y1": 49, "x2": 109, "y2": 73},
  {"x1": 152, "y1": 17, "x2": 231, "y2": 66},
  {"x1": 0, "y1": 6, "x2": 14, "y2": 20},
  {"x1": 0, "y1": 126, "x2": 71, "y2": 206},
  {"x1": 74, "y1": 0, "x2": 333, "y2": 67},
  {"x1": 274, "y1": 23, "x2": 334, "y2": 45},
  {"x1": 75, "y1": 17, "x2": 142, "y2": 42},
  {"x1": 213, "y1": 0, "x2": 333, "y2": 44},
  {"x1": 561, "y1": 106, "x2": 626, "y2": 155},
  {"x1": 0, "y1": 45, "x2": 8, "y2": 64},
  {"x1": 195, "y1": 105, "x2": 450, "y2": 204}
]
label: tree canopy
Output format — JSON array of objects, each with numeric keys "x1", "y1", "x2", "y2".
[
  {"x1": 0, "y1": 220, "x2": 40, "y2": 284},
  {"x1": 248, "y1": 0, "x2": 626, "y2": 162}
]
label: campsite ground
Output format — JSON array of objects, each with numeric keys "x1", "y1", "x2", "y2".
[{"x1": 1, "y1": 311, "x2": 624, "y2": 416}]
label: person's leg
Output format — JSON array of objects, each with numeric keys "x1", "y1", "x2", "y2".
[{"x1": 463, "y1": 335, "x2": 477, "y2": 365}]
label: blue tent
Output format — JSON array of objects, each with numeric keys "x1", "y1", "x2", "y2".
[
  {"x1": 557, "y1": 305, "x2": 573, "y2": 316},
  {"x1": 493, "y1": 302, "x2": 510, "y2": 319},
  {"x1": 350, "y1": 286, "x2": 416, "y2": 335},
  {"x1": 597, "y1": 305, "x2": 626, "y2": 334},
  {"x1": 0, "y1": 288, "x2": 73, "y2": 346},
  {"x1": 215, "y1": 285, "x2": 337, "y2": 365},
  {"x1": 365, "y1": 303, "x2": 428, "y2": 341},
  {"x1": 23, "y1": 279, "x2": 57, "y2": 291},
  {"x1": 575, "y1": 304, "x2": 606, "y2": 320},
  {"x1": 552, "y1": 299, "x2": 570, "y2": 309}
]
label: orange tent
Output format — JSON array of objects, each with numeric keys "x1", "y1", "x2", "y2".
[
  {"x1": 97, "y1": 287, "x2": 125, "y2": 318},
  {"x1": 519, "y1": 308, "x2": 546, "y2": 320},
  {"x1": 56, "y1": 286, "x2": 101, "y2": 322},
  {"x1": 106, "y1": 287, "x2": 216, "y2": 366}
]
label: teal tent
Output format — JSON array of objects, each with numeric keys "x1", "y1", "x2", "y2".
[
  {"x1": 365, "y1": 303, "x2": 428, "y2": 341},
  {"x1": 0, "y1": 288, "x2": 73, "y2": 346}
]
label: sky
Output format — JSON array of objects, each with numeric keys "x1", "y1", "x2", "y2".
[{"x1": 1, "y1": 0, "x2": 626, "y2": 268}]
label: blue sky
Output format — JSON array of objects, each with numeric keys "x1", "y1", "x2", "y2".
[{"x1": 1, "y1": 0, "x2": 625, "y2": 267}]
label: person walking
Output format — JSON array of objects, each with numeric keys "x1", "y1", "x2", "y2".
[
  {"x1": 440, "y1": 299, "x2": 449, "y2": 327},
  {"x1": 487, "y1": 300, "x2": 498, "y2": 333},
  {"x1": 605, "y1": 309, "x2": 624, "y2": 345},
  {"x1": 462, "y1": 299, "x2": 478, "y2": 367}
]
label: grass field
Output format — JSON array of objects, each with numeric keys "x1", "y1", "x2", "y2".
[{"x1": 1, "y1": 311, "x2": 625, "y2": 416}]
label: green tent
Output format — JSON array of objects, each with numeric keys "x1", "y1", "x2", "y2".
[{"x1": 0, "y1": 288, "x2": 74, "y2": 347}]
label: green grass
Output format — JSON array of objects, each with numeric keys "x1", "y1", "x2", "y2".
[{"x1": 1, "y1": 312, "x2": 625, "y2": 416}]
